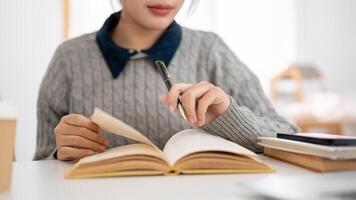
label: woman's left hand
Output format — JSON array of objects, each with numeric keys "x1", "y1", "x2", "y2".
[{"x1": 159, "y1": 81, "x2": 231, "y2": 127}]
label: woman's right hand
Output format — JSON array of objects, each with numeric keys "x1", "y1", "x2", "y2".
[{"x1": 54, "y1": 114, "x2": 109, "y2": 161}]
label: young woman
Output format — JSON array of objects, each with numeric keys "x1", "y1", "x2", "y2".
[{"x1": 34, "y1": 0, "x2": 297, "y2": 161}]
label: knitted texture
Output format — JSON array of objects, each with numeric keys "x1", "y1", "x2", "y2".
[{"x1": 34, "y1": 27, "x2": 297, "y2": 160}]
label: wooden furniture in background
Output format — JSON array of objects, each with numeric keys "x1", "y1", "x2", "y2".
[
  {"x1": 0, "y1": 119, "x2": 16, "y2": 192},
  {"x1": 296, "y1": 120, "x2": 343, "y2": 135},
  {"x1": 63, "y1": 0, "x2": 70, "y2": 39},
  {"x1": 270, "y1": 66, "x2": 345, "y2": 135},
  {"x1": 270, "y1": 66, "x2": 325, "y2": 102}
]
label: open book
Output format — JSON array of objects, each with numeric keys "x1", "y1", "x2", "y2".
[{"x1": 66, "y1": 108, "x2": 273, "y2": 178}]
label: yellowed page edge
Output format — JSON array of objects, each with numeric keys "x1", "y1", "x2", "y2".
[
  {"x1": 77, "y1": 143, "x2": 167, "y2": 165},
  {"x1": 65, "y1": 169, "x2": 274, "y2": 179},
  {"x1": 66, "y1": 170, "x2": 165, "y2": 179},
  {"x1": 180, "y1": 169, "x2": 275, "y2": 175},
  {"x1": 91, "y1": 108, "x2": 157, "y2": 149}
]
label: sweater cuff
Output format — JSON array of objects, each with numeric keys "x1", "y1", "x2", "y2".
[
  {"x1": 200, "y1": 96, "x2": 261, "y2": 151},
  {"x1": 201, "y1": 96, "x2": 241, "y2": 133}
]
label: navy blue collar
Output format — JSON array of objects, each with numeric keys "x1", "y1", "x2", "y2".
[{"x1": 96, "y1": 12, "x2": 182, "y2": 78}]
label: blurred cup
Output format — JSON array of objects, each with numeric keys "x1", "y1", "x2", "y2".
[{"x1": 0, "y1": 101, "x2": 17, "y2": 192}]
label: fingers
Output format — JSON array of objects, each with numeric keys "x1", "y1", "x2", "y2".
[
  {"x1": 59, "y1": 122, "x2": 108, "y2": 146},
  {"x1": 197, "y1": 88, "x2": 218, "y2": 126},
  {"x1": 167, "y1": 83, "x2": 192, "y2": 112},
  {"x1": 160, "y1": 81, "x2": 230, "y2": 127},
  {"x1": 62, "y1": 114, "x2": 100, "y2": 133},
  {"x1": 55, "y1": 114, "x2": 109, "y2": 161},
  {"x1": 57, "y1": 146, "x2": 94, "y2": 161},
  {"x1": 180, "y1": 81, "x2": 213, "y2": 124},
  {"x1": 159, "y1": 95, "x2": 170, "y2": 107},
  {"x1": 57, "y1": 134, "x2": 106, "y2": 152}
]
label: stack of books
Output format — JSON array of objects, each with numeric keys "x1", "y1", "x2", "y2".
[{"x1": 259, "y1": 133, "x2": 356, "y2": 172}]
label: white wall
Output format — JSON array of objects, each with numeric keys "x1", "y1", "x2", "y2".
[
  {"x1": 210, "y1": 0, "x2": 297, "y2": 92},
  {"x1": 0, "y1": 0, "x2": 62, "y2": 160},
  {"x1": 69, "y1": 0, "x2": 113, "y2": 38},
  {"x1": 295, "y1": 0, "x2": 356, "y2": 99}
]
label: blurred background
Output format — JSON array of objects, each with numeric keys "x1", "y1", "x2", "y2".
[{"x1": 1, "y1": 0, "x2": 356, "y2": 161}]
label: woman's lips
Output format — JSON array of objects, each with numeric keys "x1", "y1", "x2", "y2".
[{"x1": 147, "y1": 4, "x2": 174, "y2": 16}]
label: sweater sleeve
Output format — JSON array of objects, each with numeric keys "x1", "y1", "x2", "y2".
[
  {"x1": 201, "y1": 36, "x2": 298, "y2": 153},
  {"x1": 33, "y1": 45, "x2": 70, "y2": 160}
]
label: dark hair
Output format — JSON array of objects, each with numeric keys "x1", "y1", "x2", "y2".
[{"x1": 111, "y1": 0, "x2": 200, "y2": 15}]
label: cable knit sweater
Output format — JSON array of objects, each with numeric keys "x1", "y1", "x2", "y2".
[{"x1": 34, "y1": 27, "x2": 297, "y2": 160}]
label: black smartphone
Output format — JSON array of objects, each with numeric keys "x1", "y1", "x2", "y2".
[{"x1": 277, "y1": 133, "x2": 356, "y2": 146}]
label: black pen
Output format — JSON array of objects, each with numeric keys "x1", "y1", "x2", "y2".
[{"x1": 155, "y1": 60, "x2": 187, "y2": 121}]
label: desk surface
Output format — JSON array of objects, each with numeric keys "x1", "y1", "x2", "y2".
[{"x1": 1, "y1": 156, "x2": 355, "y2": 200}]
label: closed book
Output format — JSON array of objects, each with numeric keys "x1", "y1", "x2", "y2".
[
  {"x1": 258, "y1": 137, "x2": 356, "y2": 160},
  {"x1": 263, "y1": 147, "x2": 356, "y2": 172}
]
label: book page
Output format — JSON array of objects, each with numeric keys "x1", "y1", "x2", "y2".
[
  {"x1": 163, "y1": 129, "x2": 257, "y2": 166},
  {"x1": 78, "y1": 143, "x2": 166, "y2": 165},
  {"x1": 91, "y1": 108, "x2": 157, "y2": 148}
]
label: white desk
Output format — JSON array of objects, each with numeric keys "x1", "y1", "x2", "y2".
[{"x1": 1, "y1": 156, "x2": 355, "y2": 200}]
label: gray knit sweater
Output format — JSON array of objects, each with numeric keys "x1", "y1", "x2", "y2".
[{"x1": 34, "y1": 27, "x2": 297, "y2": 160}]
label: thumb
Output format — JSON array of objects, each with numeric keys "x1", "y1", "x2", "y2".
[{"x1": 159, "y1": 95, "x2": 170, "y2": 106}]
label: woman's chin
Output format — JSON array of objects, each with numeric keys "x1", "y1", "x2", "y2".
[{"x1": 140, "y1": 19, "x2": 175, "y2": 31}]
